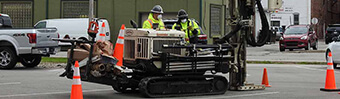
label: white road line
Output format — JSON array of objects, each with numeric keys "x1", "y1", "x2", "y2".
[
  {"x1": 0, "y1": 82, "x2": 21, "y2": 86},
  {"x1": 294, "y1": 66, "x2": 340, "y2": 73},
  {"x1": 48, "y1": 69, "x2": 64, "y2": 72},
  {"x1": 0, "y1": 88, "x2": 112, "y2": 98},
  {"x1": 191, "y1": 92, "x2": 280, "y2": 99}
]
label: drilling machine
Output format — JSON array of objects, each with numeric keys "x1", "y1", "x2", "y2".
[{"x1": 54, "y1": 0, "x2": 274, "y2": 97}]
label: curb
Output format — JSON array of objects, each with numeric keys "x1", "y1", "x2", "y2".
[
  {"x1": 247, "y1": 60, "x2": 326, "y2": 65},
  {"x1": 285, "y1": 50, "x2": 326, "y2": 53}
]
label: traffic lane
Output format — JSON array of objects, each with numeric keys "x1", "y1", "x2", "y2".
[
  {"x1": 0, "y1": 68, "x2": 113, "y2": 99},
  {"x1": 0, "y1": 88, "x2": 280, "y2": 99},
  {"x1": 0, "y1": 68, "x2": 70, "y2": 96},
  {"x1": 0, "y1": 66, "x2": 278, "y2": 99},
  {"x1": 0, "y1": 64, "x2": 339, "y2": 99},
  {"x1": 244, "y1": 64, "x2": 340, "y2": 99},
  {"x1": 175, "y1": 64, "x2": 338, "y2": 99}
]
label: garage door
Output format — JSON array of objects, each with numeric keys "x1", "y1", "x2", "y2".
[{"x1": 1, "y1": 2, "x2": 33, "y2": 28}]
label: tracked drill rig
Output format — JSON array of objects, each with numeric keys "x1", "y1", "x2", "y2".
[{"x1": 55, "y1": 0, "x2": 274, "y2": 97}]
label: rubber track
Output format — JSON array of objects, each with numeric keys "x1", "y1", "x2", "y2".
[{"x1": 139, "y1": 75, "x2": 228, "y2": 98}]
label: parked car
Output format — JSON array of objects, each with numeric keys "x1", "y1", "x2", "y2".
[
  {"x1": 34, "y1": 18, "x2": 111, "y2": 46},
  {"x1": 279, "y1": 25, "x2": 318, "y2": 51},
  {"x1": 0, "y1": 14, "x2": 59, "y2": 69},
  {"x1": 163, "y1": 19, "x2": 207, "y2": 44},
  {"x1": 325, "y1": 24, "x2": 340, "y2": 44},
  {"x1": 325, "y1": 37, "x2": 340, "y2": 68}
]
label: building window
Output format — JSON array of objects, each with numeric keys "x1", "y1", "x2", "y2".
[
  {"x1": 271, "y1": 21, "x2": 280, "y2": 27},
  {"x1": 1, "y1": 2, "x2": 33, "y2": 28},
  {"x1": 293, "y1": 13, "x2": 299, "y2": 25},
  {"x1": 210, "y1": 4, "x2": 223, "y2": 38},
  {"x1": 62, "y1": 1, "x2": 96, "y2": 18}
]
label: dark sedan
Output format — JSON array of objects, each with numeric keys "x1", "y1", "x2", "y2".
[{"x1": 325, "y1": 24, "x2": 340, "y2": 44}]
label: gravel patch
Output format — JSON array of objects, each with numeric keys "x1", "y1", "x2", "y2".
[{"x1": 16, "y1": 62, "x2": 66, "y2": 69}]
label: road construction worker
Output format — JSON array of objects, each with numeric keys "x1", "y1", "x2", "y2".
[
  {"x1": 142, "y1": 5, "x2": 165, "y2": 29},
  {"x1": 172, "y1": 9, "x2": 201, "y2": 43}
]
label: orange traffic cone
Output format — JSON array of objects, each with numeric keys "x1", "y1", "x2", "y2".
[
  {"x1": 70, "y1": 61, "x2": 83, "y2": 99},
  {"x1": 98, "y1": 22, "x2": 106, "y2": 41},
  {"x1": 113, "y1": 24, "x2": 125, "y2": 67},
  {"x1": 320, "y1": 52, "x2": 340, "y2": 91},
  {"x1": 262, "y1": 68, "x2": 271, "y2": 87}
]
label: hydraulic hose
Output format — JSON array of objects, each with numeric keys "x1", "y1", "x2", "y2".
[
  {"x1": 247, "y1": 0, "x2": 270, "y2": 47},
  {"x1": 216, "y1": 24, "x2": 243, "y2": 44},
  {"x1": 217, "y1": 0, "x2": 270, "y2": 47}
]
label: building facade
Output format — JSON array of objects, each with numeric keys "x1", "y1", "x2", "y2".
[
  {"x1": 255, "y1": 0, "x2": 340, "y2": 39},
  {"x1": 312, "y1": 0, "x2": 340, "y2": 38},
  {"x1": 255, "y1": 0, "x2": 311, "y2": 36},
  {"x1": 270, "y1": 0, "x2": 312, "y2": 27},
  {"x1": 0, "y1": 0, "x2": 229, "y2": 44}
]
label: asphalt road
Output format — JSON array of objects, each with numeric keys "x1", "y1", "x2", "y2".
[{"x1": 0, "y1": 64, "x2": 339, "y2": 99}]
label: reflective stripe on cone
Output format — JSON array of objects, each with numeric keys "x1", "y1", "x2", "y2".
[
  {"x1": 70, "y1": 61, "x2": 83, "y2": 99},
  {"x1": 113, "y1": 24, "x2": 125, "y2": 67}
]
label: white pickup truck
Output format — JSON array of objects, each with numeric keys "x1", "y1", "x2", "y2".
[{"x1": 0, "y1": 14, "x2": 59, "y2": 69}]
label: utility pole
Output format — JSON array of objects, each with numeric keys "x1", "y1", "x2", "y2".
[
  {"x1": 88, "y1": 0, "x2": 94, "y2": 40},
  {"x1": 89, "y1": 0, "x2": 94, "y2": 21}
]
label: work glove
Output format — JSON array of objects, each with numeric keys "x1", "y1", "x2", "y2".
[
  {"x1": 175, "y1": 26, "x2": 181, "y2": 30},
  {"x1": 188, "y1": 26, "x2": 194, "y2": 31}
]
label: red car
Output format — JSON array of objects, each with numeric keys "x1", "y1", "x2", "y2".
[{"x1": 279, "y1": 25, "x2": 318, "y2": 51}]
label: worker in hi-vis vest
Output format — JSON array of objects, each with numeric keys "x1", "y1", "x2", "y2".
[
  {"x1": 172, "y1": 9, "x2": 201, "y2": 43},
  {"x1": 142, "y1": 5, "x2": 165, "y2": 29}
]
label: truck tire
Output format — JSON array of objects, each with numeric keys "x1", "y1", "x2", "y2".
[
  {"x1": 0, "y1": 47, "x2": 17, "y2": 69},
  {"x1": 20, "y1": 55, "x2": 41, "y2": 68}
]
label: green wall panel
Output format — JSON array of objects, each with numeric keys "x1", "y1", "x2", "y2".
[
  {"x1": 47, "y1": 0, "x2": 60, "y2": 19},
  {"x1": 111, "y1": 0, "x2": 136, "y2": 43},
  {"x1": 187, "y1": 0, "x2": 200, "y2": 22},
  {"x1": 0, "y1": 0, "x2": 227, "y2": 44},
  {"x1": 201, "y1": 0, "x2": 226, "y2": 44},
  {"x1": 34, "y1": 0, "x2": 46, "y2": 24},
  {"x1": 98, "y1": 0, "x2": 115, "y2": 42}
]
